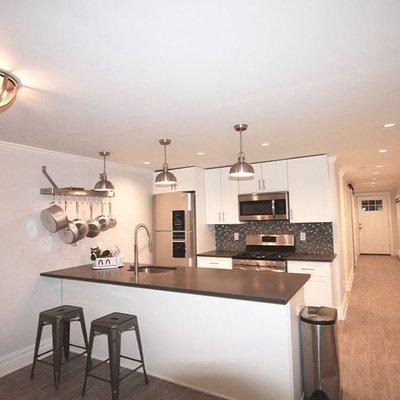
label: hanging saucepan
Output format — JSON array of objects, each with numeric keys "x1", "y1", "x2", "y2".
[
  {"x1": 96, "y1": 201, "x2": 110, "y2": 231},
  {"x1": 41, "y1": 199, "x2": 68, "y2": 233},
  {"x1": 58, "y1": 201, "x2": 80, "y2": 245},
  {"x1": 87, "y1": 202, "x2": 101, "y2": 238},
  {"x1": 108, "y1": 201, "x2": 117, "y2": 229},
  {"x1": 72, "y1": 201, "x2": 89, "y2": 240}
]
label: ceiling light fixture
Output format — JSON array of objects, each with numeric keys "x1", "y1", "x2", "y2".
[
  {"x1": 383, "y1": 122, "x2": 396, "y2": 128},
  {"x1": 197, "y1": 152, "x2": 205, "y2": 155},
  {"x1": 155, "y1": 139, "x2": 177, "y2": 186},
  {"x1": 373, "y1": 172, "x2": 379, "y2": 175},
  {"x1": 376, "y1": 165, "x2": 383, "y2": 168},
  {"x1": 229, "y1": 124, "x2": 254, "y2": 179},
  {"x1": 261, "y1": 142, "x2": 271, "y2": 147},
  {"x1": 94, "y1": 151, "x2": 115, "y2": 191},
  {"x1": 0, "y1": 69, "x2": 19, "y2": 112},
  {"x1": 144, "y1": 161, "x2": 151, "y2": 165},
  {"x1": 379, "y1": 149, "x2": 388, "y2": 153}
]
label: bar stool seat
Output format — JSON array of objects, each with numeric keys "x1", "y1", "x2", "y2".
[
  {"x1": 30, "y1": 305, "x2": 89, "y2": 389},
  {"x1": 81, "y1": 312, "x2": 148, "y2": 400}
]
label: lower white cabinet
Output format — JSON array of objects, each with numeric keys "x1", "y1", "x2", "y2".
[
  {"x1": 197, "y1": 256, "x2": 233, "y2": 269},
  {"x1": 287, "y1": 261, "x2": 333, "y2": 307}
]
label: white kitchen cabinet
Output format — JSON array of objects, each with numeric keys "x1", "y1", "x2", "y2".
[
  {"x1": 287, "y1": 261, "x2": 333, "y2": 307},
  {"x1": 287, "y1": 155, "x2": 331, "y2": 223},
  {"x1": 153, "y1": 167, "x2": 196, "y2": 194},
  {"x1": 238, "y1": 163, "x2": 263, "y2": 194},
  {"x1": 238, "y1": 160, "x2": 288, "y2": 194},
  {"x1": 205, "y1": 168, "x2": 240, "y2": 224},
  {"x1": 197, "y1": 256, "x2": 233, "y2": 269}
]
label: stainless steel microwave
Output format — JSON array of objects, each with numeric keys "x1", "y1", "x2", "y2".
[{"x1": 238, "y1": 191, "x2": 290, "y2": 221}]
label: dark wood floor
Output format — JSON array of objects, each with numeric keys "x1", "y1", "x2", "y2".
[{"x1": 0, "y1": 354, "x2": 221, "y2": 400}]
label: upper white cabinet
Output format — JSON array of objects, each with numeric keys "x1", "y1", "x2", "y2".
[
  {"x1": 153, "y1": 167, "x2": 196, "y2": 194},
  {"x1": 287, "y1": 155, "x2": 332, "y2": 223},
  {"x1": 205, "y1": 167, "x2": 240, "y2": 224},
  {"x1": 238, "y1": 160, "x2": 288, "y2": 194}
]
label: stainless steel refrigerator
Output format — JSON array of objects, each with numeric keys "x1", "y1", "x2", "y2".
[{"x1": 153, "y1": 191, "x2": 196, "y2": 267}]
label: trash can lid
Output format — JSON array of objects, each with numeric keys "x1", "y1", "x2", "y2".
[{"x1": 300, "y1": 306, "x2": 337, "y2": 325}]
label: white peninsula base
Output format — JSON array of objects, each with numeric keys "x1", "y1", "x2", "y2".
[{"x1": 60, "y1": 279, "x2": 305, "y2": 400}]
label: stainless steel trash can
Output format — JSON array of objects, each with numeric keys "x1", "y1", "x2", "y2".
[{"x1": 300, "y1": 306, "x2": 341, "y2": 400}]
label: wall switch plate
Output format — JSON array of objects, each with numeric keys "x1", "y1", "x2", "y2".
[
  {"x1": 300, "y1": 232, "x2": 306, "y2": 241},
  {"x1": 234, "y1": 232, "x2": 239, "y2": 241}
]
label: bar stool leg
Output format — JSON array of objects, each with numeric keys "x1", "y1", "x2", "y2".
[
  {"x1": 81, "y1": 326, "x2": 95, "y2": 397},
  {"x1": 78, "y1": 310, "x2": 90, "y2": 351},
  {"x1": 62, "y1": 321, "x2": 70, "y2": 360},
  {"x1": 30, "y1": 317, "x2": 44, "y2": 379},
  {"x1": 52, "y1": 318, "x2": 63, "y2": 389},
  {"x1": 133, "y1": 318, "x2": 149, "y2": 384},
  {"x1": 108, "y1": 330, "x2": 121, "y2": 400}
]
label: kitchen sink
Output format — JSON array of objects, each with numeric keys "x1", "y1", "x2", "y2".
[{"x1": 129, "y1": 266, "x2": 177, "y2": 274}]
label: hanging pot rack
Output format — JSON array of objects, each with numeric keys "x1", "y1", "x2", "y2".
[{"x1": 40, "y1": 166, "x2": 115, "y2": 198}]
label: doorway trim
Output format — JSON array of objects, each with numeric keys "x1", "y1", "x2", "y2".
[{"x1": 355, "y1": 192, "x2": 395, "y2": 256}]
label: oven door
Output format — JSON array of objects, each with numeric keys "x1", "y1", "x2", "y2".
[
  {"x1": 233, "y1": 264, "x2": 287, "y2": 273},
  {"x1": 238, "y1": 192, "x2": 289, "y2": 221}
]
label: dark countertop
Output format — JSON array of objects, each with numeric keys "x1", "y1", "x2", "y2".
[
  {"x1": 41, "y1": 263, "x2": 310, "y2": 305},
  {"x1": 286, "y1": 253, "x2": 336, "y2": 262},
  {"x1": 197, "y1": 250, "x2": 240, "y2": 258},
  {"x1": 197, "y1": 250, "x2": 336, "y2": 262}
]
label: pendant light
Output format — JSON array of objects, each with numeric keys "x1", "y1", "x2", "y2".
[
  {"x1": 94, "y1": 151, "x2": 115, "y2": 191},
  {"x1": 155, "y1": 139, "x2": 177, "y2": 186},
  {"x1": 0, "y1": 69, "x2": 19, "y2": 113},
  {"x1": 229, "y1": 123, "x2": 254, "y2": 178}
]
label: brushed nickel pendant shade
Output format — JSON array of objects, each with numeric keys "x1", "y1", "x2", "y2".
[
  {"x1": 229, "y1": 124, "x2": 254, "y2": 178},
  {"x1": 94, "y1": 151, "x2": 115, "y2": 191},
  {"x1": 0, "y1": 69, "x2": 19, "y2": 113},
  {"x1": 155, "y1": 139, "x2": 177, "y2": 186}
]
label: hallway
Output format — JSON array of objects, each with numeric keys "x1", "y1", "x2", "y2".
[{"x1": 339, "y1": 255, "x2": 400, "y2": 400}]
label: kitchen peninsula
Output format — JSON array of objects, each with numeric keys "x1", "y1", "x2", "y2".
[{"x1": 42, "y1": 264, "x2": 309, "y2": 400}]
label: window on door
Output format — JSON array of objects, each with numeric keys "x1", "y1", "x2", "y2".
[{"x1": 361, "y1": 199, "x2": 383, "y2": 212}]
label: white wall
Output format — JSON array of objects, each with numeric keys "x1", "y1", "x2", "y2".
[{"x1": 0, "y1": 141, "x2": 153, "y2": 375}]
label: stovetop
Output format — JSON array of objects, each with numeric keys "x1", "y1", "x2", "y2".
[{"x1": 233, "y1": 251, "x2": 295, "y2": 261}]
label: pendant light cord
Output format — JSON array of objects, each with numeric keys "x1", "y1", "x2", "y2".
[{"x1": 163, "y1": 143, "x2": 168, "y2": 169}]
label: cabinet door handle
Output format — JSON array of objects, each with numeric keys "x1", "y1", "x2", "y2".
[
  {"x1": 218, "y1": 212, "x2": 221, "y2": 222},
  {"x1": 209, "y1": 262, "x2": 219, "y2": 265},
  {"x1": 301, "y1": 268, "x2": 314, "y2": 271},
  {"x1": 258, "y1": 180, "x2": 261, "y2": 190},
  {"x1": 222, "y1": 212, "x2": 225, "y2": 222},
  {"x1": 290, "y1": 208, "x2": 293, "y2": 221},
  {"x1": 263, "y1": 179, "x2": 266, "y2": 190}
]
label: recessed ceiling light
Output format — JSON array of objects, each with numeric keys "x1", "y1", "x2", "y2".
[
  {"x1": 383, "y1": 122, "x2": 396, "y2": 128},
  {"x1": 144, "y1": 161, "x2": 151, "y2": 165},
  {"x1": 373, "y1": 172, "x2": 379, "y2": 175},
  {"x1": 378, "y1": 149, "x2": 388, "y2": 153},
  {"x1": 376, "y1": 165, "x2": 383, "y2": 168},
  {"x1": 261, "y1": 142, "x2": 271, "y2": 147},
  {"x1": 197, "y1": 152, "x2": 205, "y2": 156}
]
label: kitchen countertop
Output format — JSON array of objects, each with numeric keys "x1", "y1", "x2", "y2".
[
  {"x1": 197, "y1": 250, "x2": 336, "y2": 262},
  {"x1": 41, "y1": 263, "x2": 310, "y2": 305}
]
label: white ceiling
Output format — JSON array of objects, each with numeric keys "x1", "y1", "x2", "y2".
[{"x1": 1, "y1": 1, "x2": 399, "y2": 191}]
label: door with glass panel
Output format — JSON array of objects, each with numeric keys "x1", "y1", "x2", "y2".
[{"x1": 356, "y1": 195, "x2": 391, "y2": 254}]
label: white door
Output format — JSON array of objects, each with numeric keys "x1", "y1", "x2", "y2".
[
  {"x1": 220, "y1": 167, "x2": 240, "y2": 224},
  {"x1": 357, "y1": 195, "x2": 391, "y2": 254},
  {"x1": 205, "y1": 169, "x2": 223, "y2": 224},
  {"x1": 238, "y1": 163, "x2": 262, "y2": 194},
  {"x1": 262, "y1": 160, "x2": 288, "y2": 192},
  {"x1": 287, "y1": 155, "x2": 331, "y2": 223}
]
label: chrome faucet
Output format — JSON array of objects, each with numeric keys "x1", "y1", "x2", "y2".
[{"x1": 133, "y1": 223, "x2": 152, "y2": 275}]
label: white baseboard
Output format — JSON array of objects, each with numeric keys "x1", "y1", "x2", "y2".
[
  {"x1": 345, "y1": 269, "x2": 355, "y2": 292},
  {"x1": 337, "y1": 293, "x2": 349, "y2": 321},
  {"x1": 0, "y1": 337, "x2": 52, "y2": 378}
]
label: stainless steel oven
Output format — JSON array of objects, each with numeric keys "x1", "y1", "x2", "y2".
[{"x1": 238, "y1": 191, "x2": 289, "y2": 221}]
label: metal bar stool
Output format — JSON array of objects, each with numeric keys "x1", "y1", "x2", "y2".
[
  {"x1": 30, "y1": 305, "x2": 89, "y2": 389},
  {"x1": 81, "y1": 312, "x2": 148, "y2": 400}
]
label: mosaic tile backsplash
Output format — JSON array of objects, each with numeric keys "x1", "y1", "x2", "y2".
[{"x1": 215, "y1": 221, "x2": 334, "y2": 254}]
